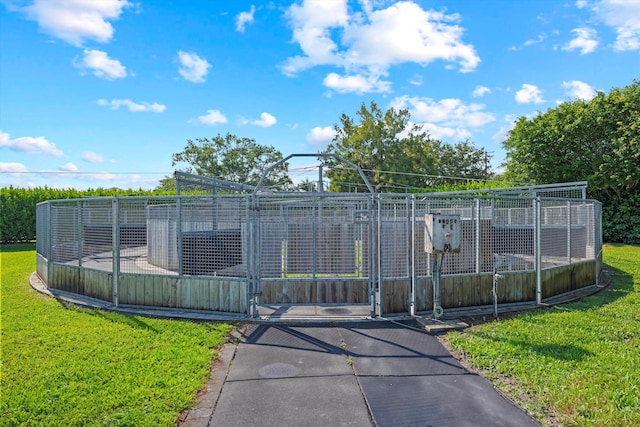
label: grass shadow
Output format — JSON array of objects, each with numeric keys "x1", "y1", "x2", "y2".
[{"x1": 1, "y1": 242, "x2": 36, "y2": 252}]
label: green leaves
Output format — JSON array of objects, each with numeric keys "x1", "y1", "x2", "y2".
[
  {"x1": 502, "y1": 80, "x2": 640, "y2": 200},
  {"x1": 325, "y1": 101, "x2": 493, "y2": 192},
  {"x1": 170, "y1": 133, "x2": 292, "y2": 190}
]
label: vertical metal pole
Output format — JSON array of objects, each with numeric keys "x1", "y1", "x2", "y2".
[
  {"x1": 377, "y1": 194, "x2": 383, "y2": 317},
  {"x1": 369, "y1": 196, "x2": 377, "y2": 318},
  {"x1": 410, "y1": 195, "x2": 416, "y2": 316},
  {"x1": 177, "y1": 197, "x2": 183, "y2": 276},
  {"x1": 312, "y1": 197, "x2": 317, "y2": 279},
  {"x1": 77, "y1": 200, "x2": 83, "y2": 267},
  {"x1": 567, "y1": 201, "x2": 572, "y2": 265},
  {"x1": 47, "y1": 201, "x2": 52, "y2": 283},
  {"x1": 535, "y1": 197, "x2": 542, "y2": 304},
  {"x1": 112, "y1": 198, "x2": 120, "y2": 307},
  {"x1": 318, "y1": 165, "x2": 324, "y2": 192},
  {"x1": 433, "y1": 253, "x2": 443, "y2": 319},
  {"x1": 475, "y1": 198, "x2": 481, "y2": 274}
]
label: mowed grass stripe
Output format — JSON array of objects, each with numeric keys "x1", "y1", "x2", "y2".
[
  {"x1": 1, "y1": 244, "x2": 233, "y2": 427},
  {"x1": 447, "y1": 244, "x2": 640, "y2": 426}
]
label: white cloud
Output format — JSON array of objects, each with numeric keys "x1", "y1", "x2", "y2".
[
  {"x1": 177, "y1": 51, "x2": 211, "y2": 83},
  {"x1": 20, "y1": 0, "x2": 130, "y2": 46},
  {"x1": 306, "y1": 126, "x2": 335, "y2": 148},
  {"x1": 409, "y1": 74, "x2": 423, "y2": 86},
  {"x1": 59, "y1": 162, "x2": 79, "y2": 172},
  {"x1": 391, "y1": 96, "x2": 496, "y2": 128},
  {"x1": 251, "y1": 112, "x2": 277, "y2": 128},
  {"x1": 75, "y1": 49, "x2": 127, "y2": 79},
  {"x1": 419, "y1": 122, "x2": 472, "y2": 141},
  {"x1": 197, "y1": 110, "x2": 228, "y2": 125},
  {"x1": 525, "y1": 33, "x2": 547, "y2": 46},
  {"x1": 235, "y1": 5, "x2": 256, "y2": 33},
  {"x1": 0, "y1": 130, "x2": 64, "y2": 157},
  {"x1": 97, "y1": 99, "x2": 166, "y2": 112},
  {"x1": 562, "y1": 80, "x2": 597, "y2": 100},
  {"x1": 515, "y1": 84, "x2": 545, "y2": 104},
  {"x1": 562, "y1": 27, "x2": 598, "y2": 55},
  {"x1": 323, "y1": 72, "x2": 392, "y2": 94},
  {"x1": 0, "y1": 162, "x2": 29, "y2": 173},
  {"x1": 283, "y1": 0, "x2": 479, "y2": 94},
  {"x1": 82, "y1": 151, "x2": 114, "y2": 163},
  {"x1": 389, "y1": 96, "x2": 494, "y2": 142},
  {"x1": 593, "y1": 0, "x2": 640, "y2": 51},
  {"x1": 472, "y1": 85, "x2": 491, "y2": 97},
  {"x1": 576, "y1": 0, "x2": 588, "y2": 8}
]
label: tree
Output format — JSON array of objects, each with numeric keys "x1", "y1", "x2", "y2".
[
  {"x1": 324, "y1": 102, "x2": 493, "y2": 192},
  {"x1": 160, "y1": 133, "x2": 292, "y2": 191},
  {"x1": 324, "y1": 101, "x2": 440, "y2": 192},
  {"x1": 438, "y1": 139, "x2": 494, "y2": 181},
  {"x1": 502, "y1": 80, "x2": 640, "y2": 199}
]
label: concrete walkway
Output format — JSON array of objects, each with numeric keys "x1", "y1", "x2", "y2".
[{"x1": 184, "y1": 320, "x2": 540, "y2": 427}]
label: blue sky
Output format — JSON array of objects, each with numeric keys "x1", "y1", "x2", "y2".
[{"x1": 1, "y1": 0, "x2": 639, "y2": 190}]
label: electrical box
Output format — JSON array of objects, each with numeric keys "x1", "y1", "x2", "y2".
[{"x1": 425, "y1": 214, "x2": 461, "y2": 253}]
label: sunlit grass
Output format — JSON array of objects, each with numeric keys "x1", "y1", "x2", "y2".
[
  {"x1": 1, "y1": 244, "x2": 234, "y2": 426},
  {"x1": 447, "y1": 244, "x2": 640, "y2": 426}
]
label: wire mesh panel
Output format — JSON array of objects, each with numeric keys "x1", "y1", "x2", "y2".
[
  {"x1": 36, "y1": 202, "x2": 50, "y2": 260},
  {"x1": 50, "y1": 201, "x2": 80, "y2": 265},
  {"x1": 492, "y1": 198, "x2": 536, "y2": 272},
  {"x1": 180, "y1": 196, "x2": 246, "y2": 277}
]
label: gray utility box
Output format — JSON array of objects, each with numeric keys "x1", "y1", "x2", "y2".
[{"x1": 425, "y1": 214, "x2": 461, "y2": 253}]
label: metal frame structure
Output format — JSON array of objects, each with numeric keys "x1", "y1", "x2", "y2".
[{"x1": 35, "y1": 155, "x2": 603, "y2": 319}]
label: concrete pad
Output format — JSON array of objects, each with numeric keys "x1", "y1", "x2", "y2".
[
  {"x1": 228, "y1": 324, "x2": 352, "y2": 381},
  {"x1": 210, "y1": 376, "x2": 373, "y2": 427},
  {"x1": 339, "y1": 321, "x2": 466, "y2": 376},
  {"x1": 359, "y1": 375, "x2": 540, "y2": 427}
]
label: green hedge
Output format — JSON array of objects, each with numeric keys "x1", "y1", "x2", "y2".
[
  {"x1": 602, "y1": 191, "x2": 640, "y2": 244},
  {"x1": 0, "y1": 187, "x2": 163, "y2": 243}
]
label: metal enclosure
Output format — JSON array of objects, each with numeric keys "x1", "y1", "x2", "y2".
[{"x1": 35, "y1": 158, "x2": 602, "y2": 319}]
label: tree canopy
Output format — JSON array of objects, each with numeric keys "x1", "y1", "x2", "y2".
[
  {"x1": 324, "y1": 101, "x2": 493, "y2": 192},
  {"x1": 157, "y1": 133, "x2": 292, "y2": 191},
  {"x1": 502, "y1": 80, "x2": 640, "y2": 199}
]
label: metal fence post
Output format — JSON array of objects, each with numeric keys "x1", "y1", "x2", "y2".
[
  {"x1": 409, "y1": 195, "x2": 416, "y2": 316},
  {"x1": 567, "y1": 200, "x2": 572, "y2": 265},
  {"x1": 475, "y1": 198, "x2": 481, "y2": 274},
  {"x1": 535, "y1": 197, "x2": 542, "y2": 304},
  {"x1": 112, "y1": 198, "x2": 120, "y2": 307}
]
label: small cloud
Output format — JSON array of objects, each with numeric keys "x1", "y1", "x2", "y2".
[
  {"x1": 235, "y1": 5, "x2": 256, "y2": 33},
  {"x1": 0, "y1": 162, "x2": 29, "y2": 173},
  {"x1": 0, "y1": 130, "x2": 64, "y2": 157},
  {"x1": 97, "y1": 99, "x2": 166, "y2": 112},
  {"x1": 251, "y1": 112, "x2": 277, "y2": 128},
  {"x1": 562, "y1": 80, "x2": 597, "y2": 100},
  {"x1": 74, "y1": 49, "x2": 127, "y2": 80},
  {"x1": 472, "y1": 85, "x2": 491, "y2": 98},
  {"x1": 197, "y1": 109, "x2": 228, "y2": 125},
  {"x1": 82, "y1": 151, "x2": 114, "y2": 163},
  {"x1": 306, "y1": 126, "x2": 335, "y2": 148},
  {"x1": 562, "y1": 27, "x2": 598, "y2": 55},
  {"x1": 409, "y1": 74, "x2": 423, "y2": 86},
  {"x1": 575, "y1": 0, "x2": 588, "y2": 9},
  {"x1": 323, "y1": 72, "x2": 391, "y2": 94},
  {"x1": 59, "y1": 162, "x2": 78, "y2": 172},
  {"x1": 177, "y1": 51, "x2": 211, "y2": 83},
  {"x1": 515, "y1": 84, "x2": 545, "y2": 104},
  {"x1": 18, "y1": 0, "x2": 131, "y2": 47}
]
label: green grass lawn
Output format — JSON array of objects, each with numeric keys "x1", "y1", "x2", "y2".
[
  {"x1": 447, "y1": 244, "x2": 640, "y2": 426},
  {"x1": 1, "y1": 244, "x2": 234, "y2": 427}
]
